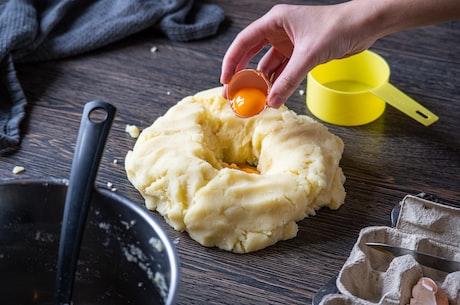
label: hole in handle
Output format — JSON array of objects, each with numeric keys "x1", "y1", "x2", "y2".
[
  {"x1": 416, "y1": 110, "x2": 429, "y2": 119},
  {"x1": 88, "y1": 107, "x2": 108, "y2": 123}
]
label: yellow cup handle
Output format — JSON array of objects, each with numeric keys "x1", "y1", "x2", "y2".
[{"x1": 371, "y1": 83, "x2": 439, "y2": 126}]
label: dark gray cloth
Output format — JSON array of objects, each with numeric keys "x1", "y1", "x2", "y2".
[{"x1": 0, "y1": 0, "x2": 224, "y2": 154}]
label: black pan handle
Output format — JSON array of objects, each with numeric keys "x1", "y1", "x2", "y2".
[{"x1": 55, "y1": 101, "x2": 116, "y2": 305}]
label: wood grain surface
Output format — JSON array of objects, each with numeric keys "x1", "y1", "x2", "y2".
[{"x1": 1, "y1": 1, "x2": 459, "y2": 304}]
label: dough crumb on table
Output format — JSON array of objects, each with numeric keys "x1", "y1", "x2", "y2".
[
  {"x1": 125, "y1": 124, "x2": 140, "y2": 138},
  {"x1": 125, "y1": 87, "x2": 346, "y2": 253},
  {"x1": 12, "y1": 166, "x2": 25, "y2": 174}
]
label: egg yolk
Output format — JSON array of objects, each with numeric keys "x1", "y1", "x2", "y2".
[
  {"x1": 231, "y1": 87, "x2": 266, "y2": 118},
  {"x1": 237, "y1": 164, "x2": 260, "y2": 174},
  {"x1": 226, "y1": 163, "x2": 260, "y2": 174}
]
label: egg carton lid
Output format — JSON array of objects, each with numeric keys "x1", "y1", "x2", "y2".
[{"x1": 394, "y1": 194, "x2": 460, "y2": 247}]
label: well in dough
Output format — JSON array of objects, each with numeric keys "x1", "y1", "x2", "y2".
[{"x1": 125, "y1": 87, "x2": 346, "y2": 253}]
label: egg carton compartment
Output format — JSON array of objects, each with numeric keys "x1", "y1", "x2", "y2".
[{"x1": 318, "y1": 195, "x2": 460, "y2": 305}]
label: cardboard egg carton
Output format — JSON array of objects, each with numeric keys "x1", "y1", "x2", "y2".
[{"x1": 320, "y1": 195, "x2": 460, "y2": 305}]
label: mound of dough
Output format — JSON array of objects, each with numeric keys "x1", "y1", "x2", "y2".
[{"x1": 125, "y1": 87, "x2": 345, "y2": 253}]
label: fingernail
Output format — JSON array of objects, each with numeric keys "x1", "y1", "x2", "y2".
[
  {"x1": 267, "y1": 94, "x2": 284, "y2": 109},
  {"x1": 220, "y1": 72, "x2": 231, "y2": 85}
]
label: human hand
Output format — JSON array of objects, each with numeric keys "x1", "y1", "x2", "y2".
[
  {"x1": 220, "y1": 2, "x2": 380, "y2": 108},
  {"x1": 221, "y1": 0, "x2": 460, "y2": 108}
]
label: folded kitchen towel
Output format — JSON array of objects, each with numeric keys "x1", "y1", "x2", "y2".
[{"x1": 0, "y1": 0, "x2": 225, "y2": 154}]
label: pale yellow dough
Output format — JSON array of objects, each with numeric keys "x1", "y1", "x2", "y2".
[{"x1": 125, "y1": 87, "x2": 346, "y2": 253}]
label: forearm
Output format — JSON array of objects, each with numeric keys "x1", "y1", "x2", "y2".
[{"x1": 353, "y1": 0, "x2": 460, "y2": 40}]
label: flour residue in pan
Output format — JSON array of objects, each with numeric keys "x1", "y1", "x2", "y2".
[{"x1": 121, "y1": 242, "x2": 169, "y2": 300}]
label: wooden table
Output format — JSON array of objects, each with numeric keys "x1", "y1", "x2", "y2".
[{"x1": 1, "y1": 1, "x2": 459, "y2": 304}]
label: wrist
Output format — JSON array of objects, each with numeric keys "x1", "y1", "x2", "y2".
[{"x1": 344, "y1": 0, "x2": 401, "y2": 41}]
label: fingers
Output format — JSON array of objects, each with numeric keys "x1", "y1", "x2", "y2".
[
  {"x1": 256, "y1": 47, "x2": 288, "y2": 80},
  {"x1": 220, "y1": 21, "x2": 267, "y2": 85},
  {"x1": 223, "y1": 41, "x2": 309, "y2": 109},
  {"x1": 221, "y1": 43, "x2": 264, "y2": 83},
  {"x1": 221, "y1": 84, "x2": 228, "y2": 99},
  {"x1": 266, "y1": 49, "x2": 315, "y2": 108}
]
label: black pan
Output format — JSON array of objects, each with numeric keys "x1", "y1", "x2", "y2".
[{"x1": 0, "y1": 179, "x2": 180, "y2": 305}]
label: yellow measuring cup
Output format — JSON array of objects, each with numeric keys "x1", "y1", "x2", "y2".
[{"x1": 306, "y1": 50, "x2": 439, "y2": 126}]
